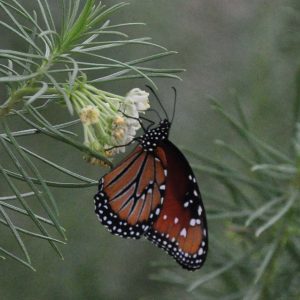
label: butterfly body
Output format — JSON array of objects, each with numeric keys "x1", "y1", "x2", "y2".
[{"x1": 94, "y1": 118, "x2": 208, "y2": 271}]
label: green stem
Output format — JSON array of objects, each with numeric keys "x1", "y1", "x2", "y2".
[{"x1": 0, "y1": 86, "x2": 58, "y2": 117}]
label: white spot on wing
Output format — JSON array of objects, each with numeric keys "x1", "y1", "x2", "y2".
[
  {"x1": 180, "y1": 228, "x2": 187, "y2": 238},
  {"x1": 174, "y1": 217, "x2": 179, "y2": 224},
  {"x1": 190, "y1": 219, "x2": 196, "y2": 226},
  {"x1": 198, "y1": 206, "x2": 202, "y2": 216}
]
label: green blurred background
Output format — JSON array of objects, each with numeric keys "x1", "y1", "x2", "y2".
[{"x1": 0, "y1": 1, "x2": 299, "y2": 299}]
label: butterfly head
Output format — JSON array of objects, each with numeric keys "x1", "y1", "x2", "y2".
[
  {"x1": 140, "y1": 119, "x2": 171, "y2": 152},
  {"x1": 159, "y1": 118, "x2": 171, "y2": 131}
]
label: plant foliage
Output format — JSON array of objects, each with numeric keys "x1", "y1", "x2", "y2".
[
  {"x1": 0, "y1": 0, "x2": 181, "y2": 270},
  {"x1": 150, "y1": 95, "x2": 300, "y2": 299}
]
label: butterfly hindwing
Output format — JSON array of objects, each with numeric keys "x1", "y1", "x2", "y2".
[
  {"x1": 94, "y1": 145, "x2": 167, "y2": 239},
  {"x1": 145, "y1": 140, "x2": 208, "y2": 270}
]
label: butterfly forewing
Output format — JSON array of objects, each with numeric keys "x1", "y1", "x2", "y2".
[
  {"x1": 94, "y1": 145, "x2": 167, "y2": 239},
  {"x1": 145, "y1": 140, "x2": 208, "y2": 270}
]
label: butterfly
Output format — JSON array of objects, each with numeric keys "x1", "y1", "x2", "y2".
[{"x1": 94, "y1": 88, "x2": 208, "y2": 271}]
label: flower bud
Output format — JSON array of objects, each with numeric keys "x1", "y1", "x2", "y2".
[{"x1": 113, "y1": 116, "x2": 126, "y2": 126}]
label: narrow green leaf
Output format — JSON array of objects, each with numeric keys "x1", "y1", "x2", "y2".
[
  {"x1": 0, "y1": 205, "x2": 31, "y2": 263},
  {"x1": 64, "y1": 56, "x2": 79, "y2": 88},
  {"x1": 0, "y1": 200, "x2": 61, "y2": 227},
  {"x1": 66, "y1": 0, "x2": 81, "y2": 32},
  {"x1": 251, "y1": 164, "x2": 296, "y2": 179},
  {"x1": 0, "y1": 3, "x2": 42, "y2": 54},
  {"x1": 75, "y1": 38, "x2": 167, "y2": 52},
  {"x1": 102, "y1": 22, "x2": 146, "y2": 30},
  {"x1": 0, "y1": 133, "x2": 65, "y2": 241},
  {"x1": 41, "y1": 0, "x2": 56, "y2": 33},
  {"x1": 0, "y1": 192, "x2": 34, "y2": 201},
  {"x1": 191, "y1": 164, "x2": 280, "y2": 194},
  {"x1": 2, "y1": 139, "x2": 96, "y2": 183},
  {"x1": 0, "y1": 247, "x2": 35, "y2": 271},
  {"x1": 45, "y1": 74, "x2": 74, "y2": 115},
  {"x1": 93, "y1": 72, "x2": 182, "y2": 83},
  {"x1": 5, "y1": 0, "x2": 50, "y2": 44},
  {"x1": 0, "y1": 49, "x2": 44, "y2": 59},
  {"x1": 0, "y1": 217, "x2": 65, "y2": 244},
  {"x1": 0, "y1": 166, "x2": 63, "y2": 258},
  {"x1": 0, "y1": 119, "x2": 80, "y2": 138},
  {"x1": 256, "y1": 191, "x2": 297, "y2": 237},
  {"x1": 88, "y1": 30, "x2": 128, "y2": 37},
  {"x1": 3, "y1": 120, "x2": 60, "y2": 215},
  {"x1": 211, "y1": 98, "x2": 292, "y2": 163},
  {"x1": 215, "y1": 139, "x2": 254, "y2": 166},
  {"x1": 74, "y1": 51, "x2": 158, "y2": 88},
  {"x1": 4, "y1": 168, "x2": 97, "y2": 188},
  {"x1": 208, "y1": 210, "x2": 251, "y2": 220},
  {"x1": 89, "y1": 3, "x2": 129, "y2": 29},
  {"x1": 254, "y1": 242, "x2": 278, "y2": 284},
  {"x1": 245, "y1": 196, "x2": 284, "y2": 227},
  {"x1": 25, "y1": 82, "x2": 48, "y2": 105},
  {"x1": 0, "y1": 0, "x2": 31, "y2": 20},
  {"x1": 61, "y1": 0, "x2": 94, "y2": 50},
  {"x1": 188, "y1": 250, "x2": 252, "y2": 291},
  {"x1": 0, "y1": 72, "x2": 40, "y2": 83},
  {"x1": 37, "y1": 0, "x2": 54, "y2": 44}
]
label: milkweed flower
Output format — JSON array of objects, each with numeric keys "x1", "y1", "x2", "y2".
[
  {"x1": 79, "y1": 105, "x2": 100, "y2": 125},
  {"x1": 67, "y1": 78, "x2": 150, "y2": 164},
  {"x1": 125, "y1": 88, "x2": 150, "y2": 112}
]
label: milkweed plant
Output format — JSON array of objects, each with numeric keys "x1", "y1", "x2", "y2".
[
  {"x1": 0, "y1": 0, "x2": 182, "y2": 270},
  {"x1": 0, "y1": 1, "x2": 299, "y2": 300}
]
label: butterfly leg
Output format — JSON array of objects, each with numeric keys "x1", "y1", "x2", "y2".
[
  {"x1": 105, "y1": 138, "x2": 137, "y2": 151},
  {"x1": 118, "y1": 111, "x2": 148, "y2": 132}
]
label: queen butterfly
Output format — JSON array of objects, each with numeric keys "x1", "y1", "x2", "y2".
[{"x1": 94, "y1": 89, "x2": 208, "y2": 271}]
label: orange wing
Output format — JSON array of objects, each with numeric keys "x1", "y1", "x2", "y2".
[
  {"x1": 145, "y1": 141, "x2": 208, "y2": 270},
  {"x1": 94, "y1": 145, "x2": 167, "y2": 239}
]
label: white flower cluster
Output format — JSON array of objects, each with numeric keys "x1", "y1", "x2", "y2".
[
  {"x1": 112, "y1": 88, "x2": 150, "y2": 154},
  {"x1": 70, "y1": 81, "x2": 150, "y2": 165}
]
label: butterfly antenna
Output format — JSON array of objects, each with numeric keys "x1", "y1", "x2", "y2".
[
  {"x1": 146, "y1": 85, "x2": 170, "y2": 121},
  {"x1": 171, "y1": 87, "x2": 177, "y2": 123}
]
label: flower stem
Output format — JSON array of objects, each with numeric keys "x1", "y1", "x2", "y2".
[{"x1": 0, "y1": 87, "x2": 58, "y2": 118}]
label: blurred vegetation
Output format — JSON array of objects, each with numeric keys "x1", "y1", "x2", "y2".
[{"x1": 1, "y1": 0, "x2": 300, "y2": 300}]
